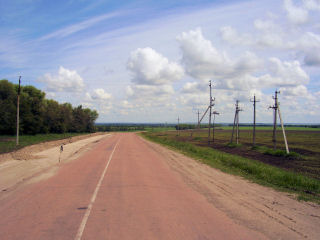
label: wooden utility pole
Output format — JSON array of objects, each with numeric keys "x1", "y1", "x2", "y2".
[
  {"x1": 250, "y1": 95, "x2": 260, "y2": 146},
  {"x1": 177, "y1": 116, "x2": 180, "y2": 136},
  {"x1": 230, "y1": 100, "x2": 243, "y2": 144},
  {"x1": 269, "y1": 91, "x2": 289, "y2": 153},
  {"x1": 212, "y1": 111, "x2": 220, "y2": 143},
  {"x1": 16, "y1": 76, "x2": 21, "y2": 146}
]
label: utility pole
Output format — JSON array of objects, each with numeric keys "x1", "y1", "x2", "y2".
[
  {"x1": 250, "y1": 95, "x2": 260, "y2": 146},
  {"x1": 16, "y1": 76, "x2": 21, "y2": 146},
  {"x1": 197, "y1": 109, "x2": 200, "y2": 128},
  {"x1": 230, "y1": 100, "x2": 243, "y2": 144},
  {"x1": 177, "y1": 116, "x2": 180, "y2": 136},
  {"x1": 212, "y1": 111, "x2": 220, "y2": 143},
  {"x1": 208, "y1": 80, "x2": 215, "y2": 144},
  {"x1": 269, "y1": 90, "x2": 279, "y2": 150},
  {"x1": 269, "y1": 91, "x2": 289, "y2": 153}
]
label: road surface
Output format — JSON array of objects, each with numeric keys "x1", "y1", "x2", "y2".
[{"x1": 0, "y1": 133, "x2": 267, "y2": 239}]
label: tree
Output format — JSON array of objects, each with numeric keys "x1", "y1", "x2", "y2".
[
  {"x1": 19, "y1": 85, "x2": 45, "y2": 134},
  {"x1": 0, "y1": 80, "x2": 99, "y2": 135},
  {"x1": 0, "y1": 80, "x2": 17, "y2": 134}
]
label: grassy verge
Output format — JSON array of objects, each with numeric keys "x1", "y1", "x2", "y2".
[
  {"x1": 0, "y1": 133, "x2": 86, "y2": 154},
  {"x1": 141, "y1": 132, "x2": 320, "y2": 204},
  {"x1": 220, "y1": 126, "x2": 320, "y2": 131}
]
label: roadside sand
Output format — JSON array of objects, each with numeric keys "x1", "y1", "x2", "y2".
[
  {"x1": 0, "y1": 133, "x2": 110, "y2": 198},
  {"x1": 141, "y1": 136, "x2": 320, "y2": 240}
]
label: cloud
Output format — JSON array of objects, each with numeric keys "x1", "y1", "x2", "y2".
[
  {"x1": 38, "y1": 66, "x2": 85, "y2": 92},
  {"x1": 126, "y1": 84, "x2": 174, "y2": 100},
  {"x1": 298, "y1": 32, "x2": 320, "y2": 66},
  {"x1": 39, "y1": 12, "x2": 119, "y2": 41},
  {"x1": 182, "y1": 81, "x2": 208, "y2": 93},
  {"x1": 220, "y1": 7, "x2": 320, "y2": 66},
  {"x1": 127, "y1": 47, "x2": 184, "y2": 85},
  {"x1": 266, "y1": 57, "x2": 309, "y2": 86},
  {"x1": 177, "y1": 28, "x2": 262, "y2": 81},
  {"x1": 220, "y1": 26, "x2": 253, "y2": 46},
  {"x1": 279, "y1": 84, "x2": 308, "y2": 96},
  {"x1": 86, "y1": 88, "x2": 112, "y2": 101},
  {"x1": 284, "y1": 0, "x2": 309, "y2": 24},
  {"x1": 303, "y1": 0, "x2": 320, "y2": 10}
]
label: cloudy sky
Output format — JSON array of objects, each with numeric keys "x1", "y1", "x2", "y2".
[{"x1": 1, "y1": 0, "x2": 320, "y2": 123}]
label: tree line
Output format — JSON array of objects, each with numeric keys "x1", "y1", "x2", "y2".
[
  {"x1": 96, "y1": 125, "x2": 145, "y2": 132},
  {"x1": 0, "y1": 79, "x2": 98, "y2": 135}
]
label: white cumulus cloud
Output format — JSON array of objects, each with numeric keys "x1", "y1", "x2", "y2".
[
  {"x1": 284, "y1": 0, "x2": 309, "y2": 24},
  {"x1": 127, "y1": 47, "x2": 184, "y2": 85},
  {"x1": 177, "y1": 28, "x2": 262, "y2": 82},
  {"x1": 91, "y1": 88, "x2": 112, "y2": 101},
  {"x1": 38, "y1": 66, "x2": 85, "y2": 92},
  {"x1": 266, "y1": 57, "x2": 309, "y2": 87}
]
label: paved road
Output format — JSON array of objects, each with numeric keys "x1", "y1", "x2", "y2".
[{"x1": 0, "y1": 133, "x2": 266, "y2": 239}]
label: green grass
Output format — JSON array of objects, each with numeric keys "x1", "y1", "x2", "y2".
[
  {"x1": 141, "y1": 132, "x2": 320, "y2": 204},
  {"x1": 166, "y1": 128, "x2": 320, "y2": 180},
  {"x1": 0, "y1": 133, "x2": 86, "y2": 154},
  {"x1": 219, "y1": 126, "x2": 320, "y2": 131},
  {"x1": 144, "y1": 127, "x2": 176, "y2": 132}
]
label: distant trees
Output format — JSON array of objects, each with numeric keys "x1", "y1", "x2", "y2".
[
  {"x1": 0, "y1": 79, "x2": 98, "y2": 135},
  {"x1": 96, "y1": 125, "x2": 145, "y2": 132}
]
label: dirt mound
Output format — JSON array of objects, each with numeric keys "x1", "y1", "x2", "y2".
[{"x1": 0, "y1": 133, "x2": 104, "y2": 162}]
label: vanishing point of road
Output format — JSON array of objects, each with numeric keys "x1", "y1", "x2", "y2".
[{"x1": 0, "y1": 133, "x2": 266, "y2": 239}]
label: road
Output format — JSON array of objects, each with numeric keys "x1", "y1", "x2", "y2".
[{"x1": 0, "y1": 133, "x2": 266, "y2": 239}]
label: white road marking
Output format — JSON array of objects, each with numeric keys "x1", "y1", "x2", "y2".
[{"x1": 75, "y1": 137, "x2": 121, "y2": 240}]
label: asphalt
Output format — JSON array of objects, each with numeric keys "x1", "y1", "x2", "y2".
[{"x1": 0, "y1": 133, "x2": 266, "y2": 240}]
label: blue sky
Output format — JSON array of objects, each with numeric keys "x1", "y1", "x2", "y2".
[{"x1": 1, "y1": 0, "x2": 320, "y2": 123}]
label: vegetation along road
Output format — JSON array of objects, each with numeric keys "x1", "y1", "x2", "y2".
[{"x1": 0, "y1": 132, "x2": 319, "y2": 239}]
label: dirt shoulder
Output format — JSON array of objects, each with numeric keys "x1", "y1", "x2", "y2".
[
  {"x1": 140, "y1": 135, "x2": 320, "y2": 240},
  {"x1": 0, "y1": 133, "x2": 110, "y2": 199}
]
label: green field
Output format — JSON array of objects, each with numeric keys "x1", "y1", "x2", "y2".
[
  {"x1": 141, "y1": 127, "x2": 320, "y2": 203},
  {"x1": 144, "y1": 127, "x2": 176, "y2": 132},
  {"x1": 219, "y1": 126, "x2": 320, "y2": 131},
  {"x1": 0, "y1": 133, "x2": 85, "y2": 154}
]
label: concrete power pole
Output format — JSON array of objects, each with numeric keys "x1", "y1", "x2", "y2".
[
  {"x1": 230, "y1": 100, "x2": 243, "y2": 144},
  {"x1": 269, "y1": 91, "x2": 289, "y2": 153},
  {"x1": 16, "y1": 76, "x2": 21, "y2": 146},
  {"x1": 208, "y1": 80, "x2": 215, "y2": 144},
  {"x1": 270, "y1": 90, "x2": 279, "y2": 150},
  {"x1": 250, "y1": 95, "x2": 260, "y2": 146},
  {"x1": 212, "y1": 111, "x2": 220, "y2": 143},
  {"x1": 197, "y1": 109, "x2": 200, "y2": 128}
]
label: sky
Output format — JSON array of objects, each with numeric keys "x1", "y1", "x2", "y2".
[{"x1": 1, "y1": 0, "x2": 320, "y2": 123}]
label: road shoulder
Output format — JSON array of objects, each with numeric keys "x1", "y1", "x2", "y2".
[{"x1": 139, "y1": 133, "x2": 320, "y2": 240}]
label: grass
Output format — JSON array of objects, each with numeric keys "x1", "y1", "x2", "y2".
[
  {"x1": 0, "y1": 133, "x2": 86, "y2": 154},
  {"x1": 161, "y1": 127, "x2": 320, "y2": 180},
  {"x1": 141, "y1": 131, "x2": 320, "y2": 204},
  {"x1": 219, "y1": 126, "x2": 320, "y2": 131},
  {"x1": 144, "y1": 127, "x2": 176, "y2": 132}
]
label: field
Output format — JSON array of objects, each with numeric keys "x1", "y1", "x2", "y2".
[
  {"x1": 141, "y1": 127, "x2": 320, "y2": 202},
  {"x1": 0, "y1": 133, "x2": 86, "y2": 154}
]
